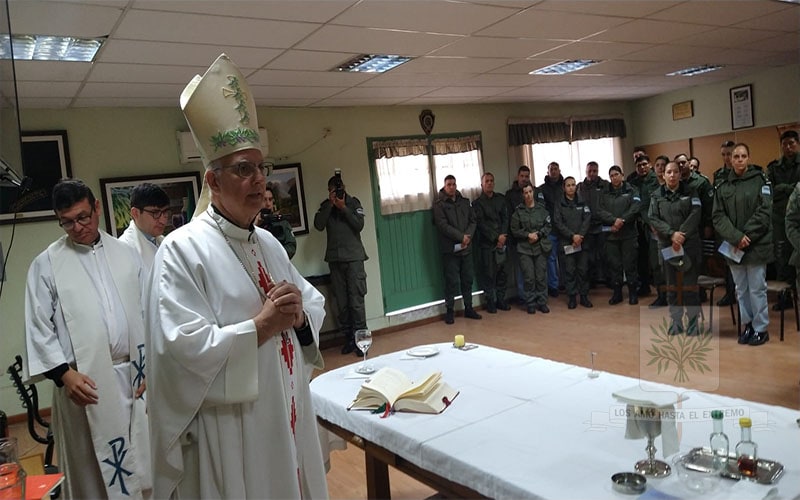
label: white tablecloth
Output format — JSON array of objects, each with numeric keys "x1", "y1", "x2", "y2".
[{"x1": 311, "y1": 344, "x2": 800, "y2": 499}]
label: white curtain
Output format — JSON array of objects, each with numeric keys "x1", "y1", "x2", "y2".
[
  {"x1": 433, "y1": 150, "x2": 483, "y2": 202},
  {"x1": 375, "y1": 154, "x2": 433, "y2": 215}
]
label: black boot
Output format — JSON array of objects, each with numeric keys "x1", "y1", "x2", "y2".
[
  {"x1": 649, "y1": 292, "x2": 667, "y2": 309},
  {"x1": 628, "y1": 285, "x2": 638, "y2": 305},
  {"x1": 486, "y1": 300, "x2": 497, "y2": 314},
  {"x1": 496, "y1": 299, "x2": 511, "y2": 311},
  {"x1": 568, "y1": 295, "x2": 577, "y2": 309},
  {"x1": 444, "y1": 307, "x2": 454, "y2": 325},
  {"x1": 464, "y1": 307, "x2": 482, "y2": 320},
  {"x1": 580, "y1": 295, "x2": 593, "y2": 308},
  {"x1": 609, "y1": 287, "x2": 623, "y2": 305},
  {"x1": 340, "y1": 333, "x2": 357, "y2": 355}
]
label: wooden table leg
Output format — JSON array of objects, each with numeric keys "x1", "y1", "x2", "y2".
[{"x1": 365, "y1": 446, "x2": 391, "y2": 499}]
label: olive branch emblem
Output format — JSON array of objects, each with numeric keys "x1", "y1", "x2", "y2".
[{"x1": 646, "y1": 317, "x2": 713, "y2": 383}]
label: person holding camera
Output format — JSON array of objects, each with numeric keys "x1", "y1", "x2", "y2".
[
  {"x1": 257, "y1": 185, "x2": 296, "y2": 259},
  {"x1": 314, "y1": 171, "x2": 368, "y2": 355}
]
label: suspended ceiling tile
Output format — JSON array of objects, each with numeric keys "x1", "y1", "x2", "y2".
[
  {"x1": 621, "y1": 44, "x2": 725, "y2": 63},
  {"x1": 80, "y1": 82, "x2": 185, "y2": 98},
  {"x1": 647, "y1": 1, "x2": 790, "y2": 26},
  {"x1": 98, "y1": 40, "x2": 284, "y2": 69},
  {"x1": 330, "y1": 0, "x2": 521, "y2": 35},
  {"x1": 535, "y1": 1, "x2": 682, "y2": 18},
  {"x1": 332, "y1": 86, "x2": 439, "y2": 99},
  {"x1": 358, "y1": 73, "x2": 480, "y2": 87},
  {"x1": 9, "y1": 1, "x2": 123, "y2": 37},
  {"x1": 402, "y1": 96, "x2": 484, "y2": 105},
  {"x1": 311, "y1": 97, "x2": 409, "y2": 107},
  {"x1": 737, "y1": 6, "x2": 800, "y2": 32},
  {"x1": 587, "y1": 60, "x2": 677, "y2": 76},
  {"x1": 133, "y1": 0, "x2": 355, "y2": 23},
  {"x1": 496, "y1": 86, "x2": 573, "y2": 97},
  {"x1": 536, "y1": 40, "x2": 653, "y2": 60},
  {"x1": 17, "y1": 81, "x2": 81, "y2": 97},
  {"x1": 430, "y1": 37, "x2": 565, "y2": 59},
  {"x1": 295, "y1": 25, "x2": 461, "y2": 55},
  {"x1": 264, "y1": 50, "x2": 358, "y2": 71},
  {"x1": 247, "y1": 69, "x2": 374, "y2": 87},
  {"x1": 389, "y1": 56, "x2": 513, "y2": 74},
  {"x1": 476, "y1": 10, "x2": 629, "y2": 39},
  {"x1": 677, "y1": 27, "x2": 780, "y2": 49},
  {"x1": 589, "y1": 19, "x2": 712, "y2": 44},
  {"x1": 13, "y1": 61, "x2": 92, "y2": 82},
  {"x1": 249, "y1": 85, "x2": 345, "y2": 99},
  {"x1": 114, "y1": 10, "x2": 320, "y2": 48},
  {"x1": 255, "y1": 98, "x2": 322, "y2": 107},
  {"x1": 17, "y1": 97, "x2": 72, "y2": 109},
  {"x1": 423, "y1": 86, "x2": 516, "y2": 98},
  {"x1": 88, "y1": 63, "x2": 207, "y2": 83},
  {"x1": 73, "y1": 97, "x2": 180, "y2": 108}
]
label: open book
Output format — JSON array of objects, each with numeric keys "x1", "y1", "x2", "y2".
[{"x1": 348, "y1": 367, "x2": 459, "y2": 414}]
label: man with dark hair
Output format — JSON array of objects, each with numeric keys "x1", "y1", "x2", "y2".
[
  {"x1": 25, "y1": 178, "x2": 151, "y2": 498},
  {"x1": 628, "y1": 155, "x2": 660, "y2": 297},
  {"x1": 314, "y1": 172, "x2": 368, "y2": 354},
  {"x1": 434, "y1": 174, "x2": 481, "y2": 324},
  {"x1": 578, "y1": 161, "x2": 609, "y2": 287},
  {"x1": 506, "y1": 165, "x2": 540, "y2": 301},
  {"x1": 766, "y1": 130, "x2": 800, "y2": 307},
  {"x1": 473, "y1": 172, "x2": 510, "y2": 313},
  {"x1": 119, "y1": 182, "x2": 171, "y2": 272},
  {"x1": 713, "y1": 141, "x2": 738, "y2": 307},
  {"x1": 537, "y1": 161, "x2": 564, "y2": 297},
  {"x1": 257, "y1": 185, "x2": 297, "y2": 259}
]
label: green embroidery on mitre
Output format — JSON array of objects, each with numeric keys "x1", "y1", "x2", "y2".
[
  {"x1": 221, "y1": 75, "x2": 250, "y2": 126},
  {"x1": 210, "y1": 128, "x2": 260, "y2": 152}
]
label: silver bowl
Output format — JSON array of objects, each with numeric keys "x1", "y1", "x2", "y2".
[{"x1": 611, "y1": 472, "x2": 647, "y2": 494}]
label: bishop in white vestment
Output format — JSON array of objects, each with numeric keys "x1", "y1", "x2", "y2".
[
  {"x1": 145, "y1": 53, "x2": 329, "y2": 499},
  {"x1": 25, "y1": 179, "x2": 151, "y2": 499}
]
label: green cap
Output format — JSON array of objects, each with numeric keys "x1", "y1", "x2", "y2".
[
  {"x1": 711, "y1": 410, "x2": 723, "y2": 420},
  {"x1": 739, "y1": 417, "x2": 752, "y2": 427}
]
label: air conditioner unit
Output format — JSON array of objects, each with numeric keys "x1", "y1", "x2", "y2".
[{"x1": 177, "y1": 128, "x2": 268, "y2": 164}]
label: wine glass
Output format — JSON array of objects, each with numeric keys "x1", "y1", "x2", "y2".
[
  {"x1": 632, "y1": 405, "x2": 671, "y2": 477},
  {"x1": 354, "y1": 329, "x2": 374, "y2": 374}
]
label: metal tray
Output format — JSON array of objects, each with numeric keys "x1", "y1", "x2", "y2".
[{"x1": 682, "y1": 447, "x2": 784, "y2": 485}]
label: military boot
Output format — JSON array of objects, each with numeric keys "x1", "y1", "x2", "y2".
[
  {"x1": 579, "y1": 295, "x2": 593, "y2": 308},
  {"x1": 444, "y1": 307, "x2": 455, "y2": 325},
  {"x1": 628, "y1": 285, "x2": 638, "y2": 305},
  {"x1": 649, "y1": 291, "x2": 667, "y2": 309},
  {"x1": 496, "y1": 299, "x2": 511, "y2": 311},
  {"x1": 609, "y1": 287, "x2": 623, "y2": 305},
  {"x1": 567, "y1": 295, "x2": 577, "y2": 309}
]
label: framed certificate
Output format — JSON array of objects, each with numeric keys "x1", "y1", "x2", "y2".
[{"x1": 730, "y1": 84, "x2": 754, "y2": 130}]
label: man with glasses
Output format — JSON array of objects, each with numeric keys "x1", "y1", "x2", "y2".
[
  {"x1": 24, "y1": 178, "x2": 151, "y2": 498},
  {"x1": 119, "y1": 182, "x2": 171, "y2": 272},
  {"x1": 145, "y1": 54, "x2": 328, "y2": 499}
]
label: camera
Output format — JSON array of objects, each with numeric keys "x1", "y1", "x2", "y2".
[
  {"x1": 333, "y1": 168, "x2": 344, "y2": 199},
  {"x1": 258, "y1": 209, "x2": 284, "y2": 236}
]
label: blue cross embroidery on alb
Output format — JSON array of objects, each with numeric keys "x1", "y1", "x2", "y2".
[
  {"x1": 132, "y1": 343, "x2": 145, "y2": 397},
  {"x1": 103, "y1": 437, "x2": 133, "y2": 495}
]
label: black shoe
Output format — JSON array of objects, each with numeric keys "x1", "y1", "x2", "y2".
[
  {"x1": 568, "y1": 295, "x2": 577, "y2": 309},
  {"x1": 628, "y1": 294, "x2": 638, "y2": 305},
  {"x1": 580, "y1": 295, "x2": 593, "y2": 308},
  {"x1": 548, "y1": 288, "x2": 559, "y2": 298},
  {"x1": 538, "y1": 304, "x2": 550, "y2": 313},
  {"x1": 738, "y1": 323, "x2": 754, "y2": 344},
  {"x1": 445, "y1": 308, "x2": 454, "y2": 325},
  {"x1": 527, "y1": 305, "x2": 536, "y2": 314},
  {"x1": 649, "y1": 293, "x2": 668, "y2": 309},
  {"x1": 717, "y1": 294, "x2": 735, "y2": 307},
  {"x1": 637, "y1": 285, "x2": 651, "y2": 297},
  {"x1": 464, "y1": 308, "x2": 482, "y2": 320},
  {"x1": 749, "y1": 331, "x2": 769, "y2": 346},
  {"x1": 341, "y1": 338, "x2": 357, "y2": 355},
  {"x1": 609, "y1": 287, "x2": 623, "y2": 305},
  {"x1": 486, "y1": 303, "x2": 497, "y2": 314},
  {"x1": 496, "y1": 301, "x2": 511, "y2": 311},
  {"x1": 668, "y1": 322, "x2": 684, "y2": 336}
]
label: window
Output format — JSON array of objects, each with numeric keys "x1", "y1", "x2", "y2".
[
  {"x1": 530, "y1": 137, "x2": 622, "y2": 185},
  {"x1": 372, "y1": 133, "x2": 483, "y2": 215}
]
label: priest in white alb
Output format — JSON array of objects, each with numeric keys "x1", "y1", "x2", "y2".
[
  {"x1": 144, "y1": 53, "x2": 328, "y2": 498},
  {"x1": 118, "y1": 182, "x2": 170, "y2": 274},
  {"x1": 24, "y1": 179, "x2": 151, "y2": 499}
]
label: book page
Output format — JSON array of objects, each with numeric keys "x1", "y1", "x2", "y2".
[
  {"x1": 394, "y1": 381, "x2": 459, "y2": 414},
  {"x1": 397, "y1": 371, "x2": 441, "y2": 400},
  {"x1": 360, "y1": 367, "x2": 414, "y2": 405}
]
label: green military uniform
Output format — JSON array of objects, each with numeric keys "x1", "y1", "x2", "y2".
[
  {"x1": 629, "y1": 170, "x2": 661, "y2": 294},
  {"x1": 767, "y1": 153, "x2": 800, "y2": 282},
  {"x1": 433, "y1": 188, "x2": 477, "y2": 311},
  {"x1": 784, "y1": 182, "x2": 800, "y2": 292},
  {"x1": 313, "y1": 193, "x2": 368, "y2": 340},
  {"x1": 649, "y1": 182, "x2": 702, "y2": 332},
  {"x1": 577, "y1": 177, "x2": 610, "y2": 285},
  {"x1": 553, "y1": 193, "x2": 591, "y2": 297},
  {"x1": 473, "y1": 191, "x2": 509, "y2": 310},
  {"x1": 597, "y1": 181, "x2": 641, "y2": 299},
  {"x1": 263, "y1": 215, "x2": 297, "y2": 259},
  {"x1": 685, "y1": 170, "x2": 714, "y2": 234},
  {"x1": 511, "y1": 202, "x2": 552, "y2": 310}
]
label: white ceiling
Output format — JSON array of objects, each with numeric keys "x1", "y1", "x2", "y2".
[{"x1": 7, "y1": 0, "x2": 800, "y2": 109}]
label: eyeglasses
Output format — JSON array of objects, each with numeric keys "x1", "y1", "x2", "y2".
[
  {"x1": 219, "y1": 161, "x2": 273, "y2": 179},
  {"x1": 141, "y1": 208, "x2": 172, "y2": 220},
  {"x1": 58, "y1": 205, "x2": 94, "y2": 230}
]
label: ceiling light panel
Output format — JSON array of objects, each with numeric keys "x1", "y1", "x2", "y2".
[
  {"x1": 530, "y1": 60, "x2": 601, "y2": 75},
  {"x1": 0, "y1": 35, "x2": 104, "y2": 62}
]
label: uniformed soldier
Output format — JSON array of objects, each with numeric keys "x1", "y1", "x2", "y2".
[
  {"x1": 649, "y1": 155, "x2": 670, "y2": 308},
  {"x1": 473, "y1": 172, "x2": 510, "y2": 313},
  {"x1": 784, "y1": 179, "x2": 800, "y2": 298},
  {"x1": 712, "y1": 141, "x2": 737, "y2": 307},
  {"x1": 257, "y1": 185, "x2": 297, "y2": 259},
  {"x1": 511, "y1": 181, "x2": 552, "y2": 314},
  {"x1": 313, "y1": 173, "x2": 368, "y2": 355},
  {"x1": 553, "y1": 176, "x2": 592, "y2": 309},
  {"x1": 649, "y1": 162, "x2": 702, "y2": 335},
  {"x1": 712, "y1": 143, "x2": 773, "y2": 346},
  {"x1": 766, "y1": 130, "x2": 800, "y2": 304},
  {"x1": 433, "y1": 175, "x2": 481, "y2": 324},
  {"x1": 538, "y1": 161, "x2": 564, "y2": 297},
  {"x1": 628, "y1": 155, "x2": 661, "y2": 298},
  {"x1": 597, "y1": 165, "x2": 641, "y2": 305},
  {"x1": 577, "y1": 161, "x2": 610, "y2": 287},
  {"x1": 506, "y1": 165, "x2": 533, "y2": 301},
  {"x1": 676, "y1": 153, "x2": 714, "y2": 240}
]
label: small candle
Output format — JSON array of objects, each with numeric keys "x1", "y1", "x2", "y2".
[{"x1": 454, "y1": 334, "x2": 465, "y2": 347}]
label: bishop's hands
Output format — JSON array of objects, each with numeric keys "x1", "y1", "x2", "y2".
[
  {"x1": 62, "y1": 368, "x2": 99, "y2": 406},
  {"x1": 254, "y1": 280, "x2": 305, "y2": 346}
]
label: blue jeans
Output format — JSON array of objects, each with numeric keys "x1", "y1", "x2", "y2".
[
  {"x1": 730, "y1": 264, "x2": 768, "y2": 332},
  {"x1": 547, "y1": 233, "x2": 560, "y2": 290}
]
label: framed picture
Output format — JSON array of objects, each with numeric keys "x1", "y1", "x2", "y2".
[
  {"x1": 730, "y1": 84, "x2": 754, "y2": 130},
  {"x1": 0, "y1": 130, "x2": 72, "y2": 224},
  {"x1": 671, "y1": 100, "x2": 693, "y2": 121},
  {"x1": 266, "y1": 162, "x2": 309, "y2": 235},
  {"x1": 99, "y1": 171, "x2": 202, "y2": 237}
]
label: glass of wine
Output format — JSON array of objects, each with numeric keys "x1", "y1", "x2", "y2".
[{"x1": 354, "y1": 329, "x2": 374, "y2": 374}]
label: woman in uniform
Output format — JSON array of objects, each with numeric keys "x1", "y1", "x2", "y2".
[{"x1": 511, "y1": 181, "x2": 552, "y2": 314}]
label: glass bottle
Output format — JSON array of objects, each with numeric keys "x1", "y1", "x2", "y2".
[
  {"x1": 709, "y1": 410, "x2": 729, "y2": 473},
  {"x1": 735, "y1": 417, "x2": 757, "y2": 478}
]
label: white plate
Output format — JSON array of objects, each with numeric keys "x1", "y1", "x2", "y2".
[{"x1": 406, "y1": 345, "x2": 439, "y2": 358}]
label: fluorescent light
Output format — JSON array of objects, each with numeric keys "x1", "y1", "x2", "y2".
[
  {"x1": 334, "y1": 54, "x2": 411, "y2": 73},
  {"x1": 666, "y1": 64, "x2": 724, "y2": 76},
  {"x1": 529, "y1": 59, "x2": 601, "y2": 75},
  {"x1": 0, "y1": 34, "x2": 104, "y2": 62}
]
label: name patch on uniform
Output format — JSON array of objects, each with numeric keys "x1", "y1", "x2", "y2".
[
  {"x1": 633, "y1": 196, "x2": 641, "y2": 202},
  {"x1": 761, "y1": 185, "x2": 771, "y2": 196},
  {"x1": 691, "y1": 197, "x2": 701, "y2": 206},
  {"x1": 356, "y1": 207, "x2": 365, "y2": 215},
  {"x1": 583, "y1": 206, "x2": 590, "y2": 213}
]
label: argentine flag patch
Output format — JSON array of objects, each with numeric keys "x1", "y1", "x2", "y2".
[
  {"x1": 761, "y1": 185, "x2": 771, "y2": 196},
  {"x1": 691, "y1": 197, "x2": 701, "y2": 206}
]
